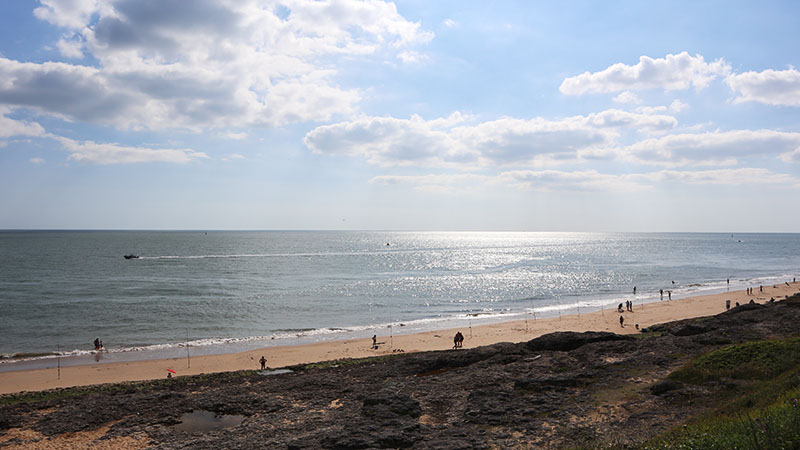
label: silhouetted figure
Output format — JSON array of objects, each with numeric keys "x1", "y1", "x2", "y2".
[
  {"x1": 93, "y1": 338, "x2": 100, "y2": 350},
  {"x1": 726, "y1": 300, "x2": 731, "y2": 310},
  {"x1": 259, "y1": 356, "x2": 266, "y2": 370},
  {"x1": 618, "y1": 303, "x2": 624, "y2": 312},
  {"x1": 633, "y1": 286, "x2": 637, "y2": 295},
  {"x1": 453, "y1": 331, "x2": 464, "y2": 349},
  {"x1": 668, "y1": 291, "x2": 671, "y2": 300},
  {"x1": 619, "y1": 315, "x2": 624, "y2": 328},
  {"x1": 372, "y1": 334, "x2": 377, "y2": 349}
]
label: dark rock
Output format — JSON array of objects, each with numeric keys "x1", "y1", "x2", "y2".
[
  {"x1": 671, "y1": 323, "x2": 712, "y2": 336},
  {"x1": 729, "y1": 303, "x2": 765, "y2": 312},
  {"x1": 362, "y1": 393, "x2": 421, "y2": 419},
  {"x1": 514, "y1": 376, "x2": 581, "y2": 391},
  {"x1": 525, "y1": 331, "x2": 634, "y2": 352},
  {"x1": 650, "y1": 379, "x2": 682, "y2": 395}
]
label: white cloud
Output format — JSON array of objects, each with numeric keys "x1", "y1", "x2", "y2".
[
  {"x1": 51, "y1": 135, "x2": 208, "y2": 164},
  {"x1": 0, "y1": 108, "x2": 46, "y2": 138},
  {"x1": 370, "y1": 173, "x2": 489, "y2": 192},
  {"x1": 612, "y1": 91, "x2": 641, "y2": 104},
  {"x1": 30, "y1": 157, "x2": 46, "y2": 164},
  {"x1": 645, "y1": 168, "x2": 799, "y2": 187},
  {"x1": 222, "y1": 153, "x2": 247, "y2": 161},
  {"x1": 398, "y1": 51, "x2": 425, "y2": 64},
  {"x1": 34, "y1": 0, "x2": 102, "y2": 29},
  {"x1": 560, "y1": 52, "x2": 731, "y2": 95},
  {"x1": 305, "y1": 109, "x2": 675, "y2": 168},
  {"x1": 498, "y1": 170, "x2": 647, "y2": 192},
  {"x1": 442, "y1": 18, "x2": 458, "y2": 28},
  {"x1": 625, "y1": 129, "x2": 800, "y2": 167},
  {"x1": 4, "y1": 0, "x2": 433, "y2": 130},
  {"x1": 370, "y1": 167, "x2": 800, "y2": 193},
  {"x1": 56, "y1": 34, "x2": 84, "y2": 59},
  {"x1": 669, "y1": 99, "x2": 689, "y2": 113},
  {"x1": 727, "y1": 68, "x2": 800, "y2": 106},
  {"x1": 779, "y1": 148, "x2": 800, "y2": 163}
]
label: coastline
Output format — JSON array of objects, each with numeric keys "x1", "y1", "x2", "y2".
[{"x1": 2, "y1": 281, "x2": 798, "y2": 395}]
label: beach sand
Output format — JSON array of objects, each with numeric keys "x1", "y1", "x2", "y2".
[{"x1": 2, "y1": 282, "x2": 799, "y2": 395}]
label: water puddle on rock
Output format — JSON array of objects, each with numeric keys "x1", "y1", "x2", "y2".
[
  {"x1": 172, "y1": 410, "x2": 244, "y2": 433},
  {"x1": 257, "y1": 368, "x2": 293, "y2": 376}
]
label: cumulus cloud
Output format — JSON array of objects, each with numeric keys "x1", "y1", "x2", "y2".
[
  {"x1": 625, "y1": 130, "x2": 800, "y2": 167},
  {"x1": 727, "y1": 68, "x2": 800, "y2": 106},
  {"x1": 30, "y1": 157, "x2": 46, "y2": 164},
  {"x1": 51, "y1": 135, "x2": 208, "y2": 164},
  {"x1": 560, "y1": 52, "x2": 731, "y2": 95},
  {"x1": 0, "y1": 108, "x2": 46, "y2": 138},
  {"x1": 612, "y1": 91, "x2": 641, "y2": 104},
  {"x1": 305, "y1": 109, "x2": 675, "y2": 168},
  {"x1": 779, "y1": 148, "x2": 800, "y2": 163},
  {"x1": 56, "y1": 33, "x2": 85, "y2": 58},
  {"x1": 669, "y1": 99, "x2": 689, "y2": 112},
  {"x1": 4, "y1": 0, "x2": 433, "y2": 130}
]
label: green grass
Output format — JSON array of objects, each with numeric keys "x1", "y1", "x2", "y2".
[
  {"x1": 642, "y1": 337, "x2": 800, "y2": 449},
  {"x1": 643, "y1": 390, "x2": 800, "y2": 449},
  {"x1": 669, "y1": 338, "x2": 800, "y2": 384}
]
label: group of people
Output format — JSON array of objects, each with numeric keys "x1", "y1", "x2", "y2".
[
  {"x1": 453, "y1": 331, "x2": 464, "y2": 349},
  {"x1": 618, "y1": 300, "x2": 634, "y2": 312},
  {"x1": 659, "y1": 289, "x2": 672, "y2": 301}
]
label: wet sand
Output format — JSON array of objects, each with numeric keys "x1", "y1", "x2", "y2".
[{"x1": 2, "y1": 282, "x2": 798, "y2": 395}]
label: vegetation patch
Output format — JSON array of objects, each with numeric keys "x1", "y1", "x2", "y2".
[
  {"x1": 669, "y1": 338, "x2": 800, "y2": 384},
  {"x1": 644, "y1": 389, "x2": 800, "y2": 449}
]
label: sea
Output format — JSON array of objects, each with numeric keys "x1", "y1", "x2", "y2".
[{"x1": 1, "y1": 231, "x2": 799, "y2": 371}]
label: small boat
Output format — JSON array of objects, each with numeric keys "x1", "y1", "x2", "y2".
[{"x1": 123, "y1": 254, "x2": 140, "y2": 259}]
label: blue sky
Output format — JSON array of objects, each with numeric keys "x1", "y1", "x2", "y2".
[{"x1": 1, "y1": 0, "x2": 799, "y2": 231}]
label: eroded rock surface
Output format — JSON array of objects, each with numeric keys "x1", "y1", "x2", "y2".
[{"x1": 3, "y1": 294, "x2": 800, "y2": 449}]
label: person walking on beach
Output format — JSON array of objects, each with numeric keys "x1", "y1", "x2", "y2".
[
  {"x1": 660, "y1": 289, "x2": 663, "y2": 301},
  {"x1": 372, "y1": 334, "x2": 377, "y2": 349},
  {"x1": 667, "y1": 291, "x2": 671, "y2": 300},
  {"x1": 259, "y1": 356, "x2": 267, "y2": 370},
  {"x1": 619, "y1": 315, "x2": 624, "y2": 328}
]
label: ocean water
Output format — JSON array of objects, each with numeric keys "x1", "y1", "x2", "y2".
[{"x1": 1, "y1": 231, "x2": 799, "y2": 369}]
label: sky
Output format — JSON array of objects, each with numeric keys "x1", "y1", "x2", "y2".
[{"x1": 1, "y1": 0, "x2": 799, "y2": 231}]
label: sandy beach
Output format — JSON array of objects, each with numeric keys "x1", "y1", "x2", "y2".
[{"x1": 2, "y1": 282, "x2": 799, "y2": 395}]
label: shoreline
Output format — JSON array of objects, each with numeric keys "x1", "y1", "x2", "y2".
[{"x1": 2, "y1": 281, "x2": 799, "y2": 395}]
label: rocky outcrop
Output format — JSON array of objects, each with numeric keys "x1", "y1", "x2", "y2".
[
  {"x1": 3, "y1": 294, "x2": 800, "y2": 449},
  {"x1": 525, "y1": 331, "x2": 635, "y2": 352}
]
